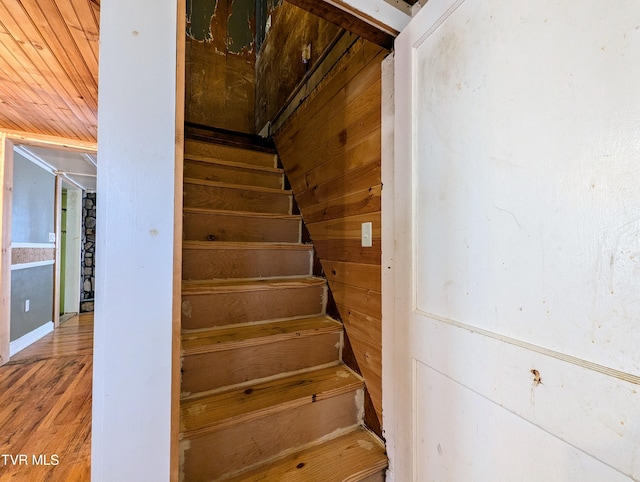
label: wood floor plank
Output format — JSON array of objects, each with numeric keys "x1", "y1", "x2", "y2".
[
  {"x1": 9, "y1": 313, "x2": 93, "y2": 362},
  {"x1": 0, "y1": 314, "x2": 93, "y2": 481}
]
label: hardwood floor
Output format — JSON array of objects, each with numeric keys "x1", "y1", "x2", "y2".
[{"x1": 0, "y1": 313, "x2": 93, "y2": 481}]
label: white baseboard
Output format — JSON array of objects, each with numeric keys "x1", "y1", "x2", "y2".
[{"x1": 10, "y1": 321, "x2": 54, "y2": 357}]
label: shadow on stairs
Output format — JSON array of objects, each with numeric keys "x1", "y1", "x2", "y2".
[{"x1": 179, "y1": 130, "x2": 387, "y2": 481}]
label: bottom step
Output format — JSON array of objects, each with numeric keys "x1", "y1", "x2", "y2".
[{"x1": 221, "y1": 428, "x2": 387, "y2": 482}]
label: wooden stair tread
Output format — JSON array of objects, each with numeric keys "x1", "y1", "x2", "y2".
[
  {"x1": 183, "y1": 206, "x2": 300, "y2": 220},
  {"x1": 184, "y1": 177, "x2": 292, "y2": 195},
  {"x1": 182, "y1": 276, "x2": 325, "y2": 294},
  {"x1": 185, "y1": 153, "x2": 284, "y2": 174},
  {"x1": 182, "y1": 316, "x2": 341, "y2": 355},
  {"x1": 221, "y1": 428, "x2": 387, "y2": 482},
  {"x1": 183, "y1": 240, "x2": 311, "y2": 250},
  {"x1": 180, "y1": 364, "x2": 362, "y2": 437}
]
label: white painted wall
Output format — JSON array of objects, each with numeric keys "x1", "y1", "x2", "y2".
[
  {"x1": 92, "y1": 0, "x2": 178, "y2": 479},
  {"x1": 388, "y1": 0, "x2": 640, "y2": 480}
]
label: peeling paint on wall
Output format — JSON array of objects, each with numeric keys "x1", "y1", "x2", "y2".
[
  {"x1": 186, "y1": 0, "x2": 218, "y2": 41},
  {"x1": 227, "y1": 0, "x2": 255, "y2": 54},
  {"x1": 186, "y1": 0, "x2": 256, "y2": 132}
]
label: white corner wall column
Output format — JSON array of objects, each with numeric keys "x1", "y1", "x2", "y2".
[
  {"x1": 380, "y1": 52, "x2": 399, "y2": 481},
  {"x1": 92, "y1": 0, "x2": 179, "y2": 480}
]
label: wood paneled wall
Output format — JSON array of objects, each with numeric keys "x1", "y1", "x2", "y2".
[
  {"x1": 0, "y1": 0, "x2": 99, "y2": 142},
  {"x1": 185, "y1": 0, "x2": 256, "y2": 133},
  {"x1": 274, "y1": 39, "x2": 387, "y2": 427},
  {"x1": 255, "y1": 2, "x2": 342, "y2": 132}
]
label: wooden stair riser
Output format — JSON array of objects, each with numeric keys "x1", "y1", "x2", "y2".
[
  {"x1": 181, "y1": 332, "x2": 341, "y2": 394},
  {"x1": 183, "y1": 211, "x2": 300, "y2": 243},
  {"x1": 182, "y1": 247, "x2": 312, "y2": 279},
  {"x1": 185, "y1": 139, "x2": 277, "y2": 168},
  {"x1": 181, "y1": 285, "x2": 326, "y2": 330},
  {"x1": 180, "y1": 390, "x2": 362, "y2": 481},
  {"x1": 184, "y1": 182, "x2": 291, "y2": 214},
  {"x1": 184, "y1": 159, "x2": 283, "y2": 189}
]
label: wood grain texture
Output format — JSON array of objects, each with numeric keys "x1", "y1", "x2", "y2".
[
  {"x1": 322, "y1": 260, "x2": 381, "y2": 292},
  {"x1": 300, "y1": 185, "x2": 381, "y2": 225},
  {"x1": 274, "y1": 39, "x2": 385, "y2": 428},
  {"x1": 172, "y1": 0, "x2": 186, "y2": 473},
  {"x1": 184, "y1": 0, "x2": 255, "y2": 133},
  {"x1": 183, "y1": 178, "x2": 292, "y2": 214},
  {"x1": 0, "y1": 0, "x2": 99, "y2": 141},
  {"x1": 295, "y1": 164, "x2": 381, "y2": 208},
  {"x1": 223, "y1": 427, "x2": 387, "y2": 482},
  {"x1": 307, "y1": 213, "x2": 381, "y2": 241},
  {"x1": 181, "y1": 391, "x2": 361, "y2": 481},
  {"x1": 330, "y1": 281, "x2": 381, "y2": 321},
  {"x1": 313, "y1": 238, "x2": 381, "y2": 265},
  {"x1": 185, "y1": 139, "x2": 277, "y2": 168},
  {"x1": 288, "y1": 132, "x2": 382, "y2": 194},
  {"x1": 0, "y1": 314, "x2": 93, "y2": 480},
  {"x1": 183, "y1": 208, "x2": 301, "y2": 243},
  {"x1": 286, "y1": 0, "x2": 394, "y2": 49},
  {"x1": 182, "y1": 316, "x2": 342, "y2": 356},
  {"x1": 181, "y1": 329, "x2": 341, "y2": 394},
  {"x1": 181, "y1": 364, "x2": 361, "y2": 435},
  {"x1": 184, "y1": 157, "x2": 283, "y2": 189},
  {"x1": 178, "y1": 138, "x2": 388, "y2": 477},
  {"x1": 181, "y1": 277, "x2": 325, "y2": 329},
  {"x1": 254, "y1": 1, "x2": 343, "y2": 131},
  {"x1": 276, "y1": 76, "x2": 382, "y2": 174},
  {"x1": 182, "y1": 241, "x2": 312, "y2": 279},
  {"x1": 0, "y1": 136, "x2": 12, "y2": 366},
  {"x1": 338, "y1": 305, "x2": 382, "y2": 422}
]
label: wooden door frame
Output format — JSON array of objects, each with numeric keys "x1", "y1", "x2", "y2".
[
  {"x1": 172, "y1": 0, "x2": 186, "y2": 479},
  {"x1": 0, "y1": 134, "x2": 14, "y2": 366},
  {"x1": 382, "y1": 2, "x2": 466, "y2": 479}
]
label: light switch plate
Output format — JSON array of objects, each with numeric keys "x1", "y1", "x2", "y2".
[
  {"x1": 361, "y1": 222, "x2": 372, "y2": 247},
  {"x1": 48, "y1": 232, "x2": 56, "y2": 242},
  {"x1": 25, "y1": 299, "x2": 30, "y2": 312}
]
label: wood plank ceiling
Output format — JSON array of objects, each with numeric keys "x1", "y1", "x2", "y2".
[{"x1": 0, "y1": 0, "x2": 99, "y2": 143}]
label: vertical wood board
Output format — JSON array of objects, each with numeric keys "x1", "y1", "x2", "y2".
[
  {"x1": 0, "y1": 136, "x2": 13, "y2": 366},
  {"x1": 275, "y1": 39, "x2": 385, "y2": 428}
]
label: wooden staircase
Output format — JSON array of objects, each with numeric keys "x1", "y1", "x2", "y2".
[{"x1": 179, "y1": 136, "x2": 387, "y2": 481}]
